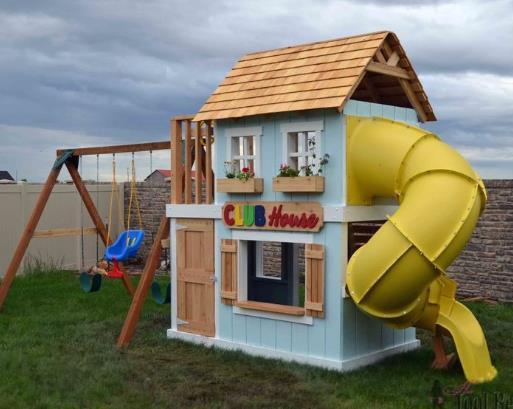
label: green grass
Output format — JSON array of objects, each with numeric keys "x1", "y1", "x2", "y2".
[{"x1": 0, "y1": 271, "x2": 512, "y2": 409}]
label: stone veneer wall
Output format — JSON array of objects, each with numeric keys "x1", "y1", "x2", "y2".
[{"x1": 448, "y1": 179, "x2": 513, "y2": 303}]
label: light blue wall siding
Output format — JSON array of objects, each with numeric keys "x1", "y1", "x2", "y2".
[
  {"x1": 213, "y1": 101, "x2": 419, "y2": 364},
  {"x1": 340, "y1": 100, "x2": 419, "y2": 361}
]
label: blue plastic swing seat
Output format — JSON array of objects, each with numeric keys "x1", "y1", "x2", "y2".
[{"x1": 104, "y1": 230, "x2": 145, "y2": 262}]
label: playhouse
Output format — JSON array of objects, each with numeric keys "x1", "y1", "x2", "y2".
[{"x1": 0, "y1": 30, "x2": 496, "y2": 385}]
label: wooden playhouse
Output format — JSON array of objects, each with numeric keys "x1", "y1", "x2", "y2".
[{"x1": 165, "y1": 31, "x2": 437, "y2": 370}]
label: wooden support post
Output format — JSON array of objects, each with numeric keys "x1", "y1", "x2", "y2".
[
  {"x1": 0, "y1": 165, "x2": 62, "y2": 310},
  {"x1": 66, "y1": 161, "x2": 109, "y2": 245},
  {"x1": 171, "y1": 119, "x2": 183, "y2": 204},
  {"x1": 184, "y1": 120, "x2": 192, "y2": 204},
  {"x1": 66, "y1": 160, "x2": 135, "y2": 295},
  {"x1": 117, "y1": 215, "x2": 170, "y2": 348},
  {"x1": 194, "y1": 121, "x2": 203, "y2": 204},
  {"x1": 205, "y1": 121, "x2": 213, "y2": 204}
]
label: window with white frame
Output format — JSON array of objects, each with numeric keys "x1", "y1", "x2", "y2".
[
  {"x1": 225, "y1": 127, "x2": 262, "y2": 176},
  {"x1": 281, "y1": 122, "x2": 323, "y2": 176}
]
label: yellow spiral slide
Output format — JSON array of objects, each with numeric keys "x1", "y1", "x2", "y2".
[{"x1": 345, "y1": 116, "x2": 497, "y2": 384}]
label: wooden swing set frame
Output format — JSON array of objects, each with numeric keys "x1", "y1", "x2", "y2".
[{"x1": 0, "y1": 115, "x2": 214, "y2": 348}]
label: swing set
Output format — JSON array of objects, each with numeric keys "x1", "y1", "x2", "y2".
[
  {"x1": 79, "y1": 152, "x2": 145, "y2": 292},
  {"x1": 0, "y1": 115, "x2": 214, "y2": 348}
]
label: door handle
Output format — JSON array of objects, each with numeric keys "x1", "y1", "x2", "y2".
[{"x1": 209, "y1": 275, "x2": 217, "y2": 283}]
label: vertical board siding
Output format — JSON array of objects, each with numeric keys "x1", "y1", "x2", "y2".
[
  {"x1": 214, "y1": 101, "x2": 418, "y2": 364},
  {"x1": 341, "y1": 100, "x2": 419, "y2": 361},
  {"x1": 275, "y1": 321, "x2": 292, "y2": 352}
]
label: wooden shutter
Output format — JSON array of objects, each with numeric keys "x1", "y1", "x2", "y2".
[
  {"x1": 221, "y1": 239, "x2": 238, "y2": 305},
  {"x1": 305, "y1": 244, "x2": 325, "y2": 318}
]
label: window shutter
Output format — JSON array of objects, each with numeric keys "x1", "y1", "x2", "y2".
[
  {"x1": 305, "y1": 244, "x2": 324, "y2": 318},
  {"x1": 221, "y1": 239, "x2": 238, "y2": 305}
]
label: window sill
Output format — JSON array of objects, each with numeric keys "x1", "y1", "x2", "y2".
[{"x1": 235, "y1": 300, "x2": 305, "y2": 316}]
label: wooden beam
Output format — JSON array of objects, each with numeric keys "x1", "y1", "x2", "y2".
[
  {"x1": 374, "y1": 49, "x2": 387, "y2": 64},
  {"x1": 170, "y1": 120, "x2": 183, "y2": 204},
  {"x1": 195, "y1": 122, "x2": 203, "y2": 204},
  {"x1": 205, "y1": 121, "x2": 213, "y2": 204},
  {"x1": 172, "y1": 114, "x2": 196, "y2": 121},
  {"x1": 66, "y1": 161, "x2": 110, "y2": 245},
  {"x1": 184, "y1": 121, "x2": 192, "y2": 204},
  {"x1": 66, "y1": 160, "x2": 134, "y2": 295},
  {"x1": 398, "y1": 78, "x2": 428, "y2": 123},
  {"x1": 366, "y1": 62, "x2": 412, "y2": 80},
  {"x1": 33, "y1": 227, "x2": 97, "y2": 238},
  {"x1": 56, "y1": 141, "x2": 170, "y2": 157},
  {"x1": 117, "y1": 215, "x2": 170, "y2": 348},
  {"x1": 0, "y1": 165, "x2": 62, "y2": 310},
  {"x1": 386, "y1": 51, "x2": 400, "y2": 67}
]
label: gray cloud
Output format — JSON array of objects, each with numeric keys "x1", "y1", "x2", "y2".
[{"x1": 0, "y1": 0, "x2": 512, "y2": 181}]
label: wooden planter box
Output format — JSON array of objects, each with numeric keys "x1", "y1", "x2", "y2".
[
  {"x1": 272, "y1": 176, "x2": 325, "y2": 193},
  {"x1": 216, "y1": 178, "x2": 263, "y2": 194}
]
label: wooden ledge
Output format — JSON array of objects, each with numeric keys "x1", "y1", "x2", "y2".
[{"x1": 235, "y1": 301, "x2": 305, "y2": 316}]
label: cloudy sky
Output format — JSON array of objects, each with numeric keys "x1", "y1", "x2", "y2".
[{"x1": 1, "y1": 0, "x2": 512, "y2": 182}]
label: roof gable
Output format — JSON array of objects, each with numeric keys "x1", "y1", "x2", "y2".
[{"x1": 194, "y1": 31, "x2": 435, "y2": 122}]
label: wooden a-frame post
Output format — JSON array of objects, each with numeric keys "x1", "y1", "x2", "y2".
[{"x1": 0, "y1": 154, "x2": 68, "y2": 310}]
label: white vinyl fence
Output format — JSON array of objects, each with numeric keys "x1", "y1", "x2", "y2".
[{"x1": 0, "y1": 183, "x2": 124, "y2": 276}]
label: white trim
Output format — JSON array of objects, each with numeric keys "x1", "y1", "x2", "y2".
[
  {"x1": 225, "y1": 126, "x2": 263, "y2": 138},
  {"x1": 341, "y1": 205, "x2": 397, "y2": 222},
  {"x1": 166, "y1": 204, "x2": 398, "y2": 223},
  {"x1": 170, "y1": 219, "x2": 178, "y2": 331},
  {"x1": 166, "y1": 204, "x2": 222, "y2": 218},
  {"x1": 166, "y1": 329, "x2": 420, "y2": 372},
  {"x1": 214, "y1": 220, "x2": 221, "y2": 338},
  {"x1": 232, "y1": 306, "x2": 314, "y2": 325},
  {"x1": 231, "y1": 229, "x2": 315, "y2": 244},
  {"x1": 280, "y1": 121, "x2": 324, "y2": 133},
  {"x1": 237, "y1": 240, "x2": 248, "y2": 301}
]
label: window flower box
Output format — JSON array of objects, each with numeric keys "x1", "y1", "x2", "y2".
[
  {"x1": 217, "y1": 178, "x2": 264, "y2": 194},
  {"x1": 272, "y1": 176, "x2": 324, "y2": 193}
]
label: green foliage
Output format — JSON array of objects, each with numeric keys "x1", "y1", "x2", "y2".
[{"x1": 0, "y1": 272, "x2": 511, "y2": 409}]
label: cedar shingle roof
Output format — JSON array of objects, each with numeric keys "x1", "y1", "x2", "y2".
[{"x1": 194, "y1": 31, "x2": 435, "y2": 122}]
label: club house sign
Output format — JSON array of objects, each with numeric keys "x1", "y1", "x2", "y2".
[{"x1": 222, "y1": 202, "x2": 324, "y2": 232}]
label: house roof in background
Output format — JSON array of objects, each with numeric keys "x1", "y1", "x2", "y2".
[
  {"x1": 145, "y1": 169, "x2": 200, "y2": 181},
  {"x1": 0, "y1": 170, "x2": 14, "y2": 181},
  {"x1": 194, "y1": 31, "x2": 435, "y2": 122}
]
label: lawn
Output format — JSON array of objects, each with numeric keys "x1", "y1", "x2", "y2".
[{"x1": 0, "y1": 271, "x2": 511, "y2": 409}]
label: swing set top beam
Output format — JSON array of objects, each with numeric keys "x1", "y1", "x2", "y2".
[{"x1": 56, "y1": 140, "x2": 171, "y2": 157}]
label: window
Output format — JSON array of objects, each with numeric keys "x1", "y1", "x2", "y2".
[
  {"x1": 281, "y1": 121, "x2": 323, "y2": 176},
  {"x1": 231, "y1": 135, "x2": 256, "y2": 172},
  {"x1": 225, "y1": 127, "x2": 262, "y2": 176},
  {"x1": 247, "y1": 241, "x2": 305, "y2": 308}
]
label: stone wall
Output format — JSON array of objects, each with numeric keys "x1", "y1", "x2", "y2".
[
  {"x1": 124, "y1": 182, "x2": 170, "y2": 262},
  {"x1": 448, "y1": 179, "x2": 513, "y2": 303}
]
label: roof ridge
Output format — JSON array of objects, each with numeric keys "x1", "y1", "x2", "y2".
[{"x1": 243, "y1": 30, "x2": 390, "y2": 58}]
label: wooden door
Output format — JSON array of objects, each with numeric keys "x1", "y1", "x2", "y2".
[{"x1": 176, "y1": 218, "x2": 215, "y2": 336}]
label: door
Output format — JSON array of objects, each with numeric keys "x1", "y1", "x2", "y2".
[{"x1": 176, "y1": 218, "x2": 215, "y2": 337}]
